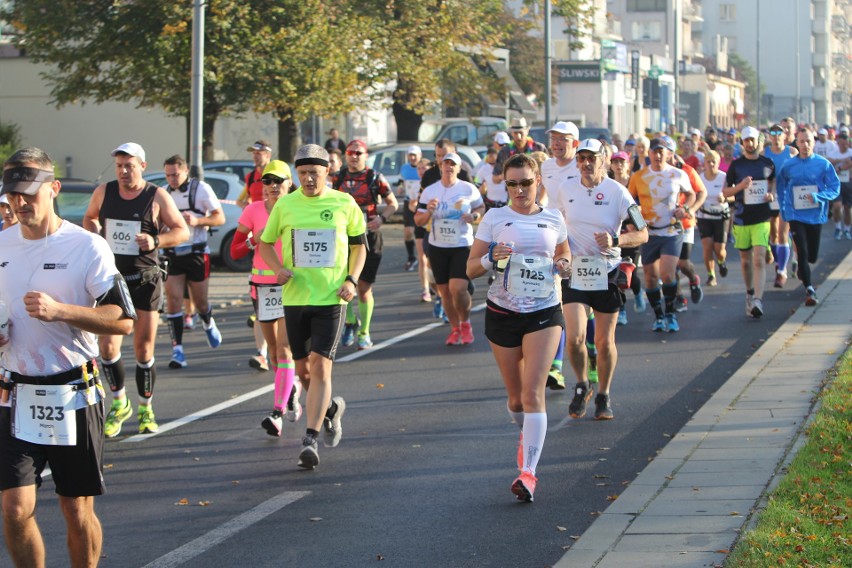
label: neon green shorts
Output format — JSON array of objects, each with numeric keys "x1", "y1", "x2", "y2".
[{"x1": 732, "y1": 222, "x2": 770, "y2": 250}]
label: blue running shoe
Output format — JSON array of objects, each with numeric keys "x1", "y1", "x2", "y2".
[
  {"x1": 168, "y1": 348, "x2": 187, "y2": 369},
  {"x1": 204, "y1": 318, "x2": 222, "y2": 348},
  {"x1": 665, "y1": 313, "x2": 680, "y2": 332},
  {"x1": 357, "y1": 333, "x2": 373, "y2": 350},
  {"x1": 651, "y1": 317, "x2": 667, "y2": 332},
  {"x1": 341, "y1": 321, "x2": 358, "y2": 347},
  {"x1": 617, "y1": 307, "x2": 628, "y2": 326},
  {"x1": 634, "y1": 290, "x2": 647, "y2": 314},
  {"x1": 433, "y1": 297, "x2": 445, "y2": 320}
]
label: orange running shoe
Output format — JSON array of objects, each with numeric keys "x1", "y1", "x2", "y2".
[
  {"x1": 512, "y1": 470, "x2": 538, "y2": 502},
  {"x1": 446, "y1": 327, "x2": 462, "y2": 345},
  {"x1": 459, "y1": 321, "x2": 474, "y2": 344}
]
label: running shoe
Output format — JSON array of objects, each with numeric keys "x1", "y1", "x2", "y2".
[
  {"x1": 285, "y1": 382, "x2": 302, "y2": 423},
  {"x1": 357, "y1": 333, "x2": 373, "y2": 350},
  {"x1": 420, "y1": 290, "x2": 432, "y2": 303},
  {"x1": 249, "y1": 354, "x2": 269, "y2": 371},
  {"x1": 169, "y1": 347, "x2": 187, "y2": 369},
  {"x1": 511, "y1": 471, "x2": 537, "y2": 502},
  {"x1": 138, "y1": 405, "x2": 159, "y2": 434},
  {"x1": 588, "y1": 355, "x2": 598, "y2": 384},
  {"x1": 706, "y1": 274, "x2": 717, "y2": 287},
  {"x1": 674, "y1": 296, "x2": 688, "y2": 312},
  {"x1": 341, "y1": 318, "x2": 360, "y2": 347},
  {"x1": 652, "y1": 317, "x2": 667, "y2": 332},
  {"x1": 835, "y1": 227, "x2": 843, "y2": 240},
  {"x1": 261, "y1": 410, "x2": 284, "y2": 437},
  {"x1": 204, "y1": 318, "x2": 222, "y2": 348},
  {"x1": 323, "y1": 396, "x2": 346, "y2": 448},
  {"x1": 617, "y1": 307, "x2": 628, "y2": 326},
  {"x1": 774, "y1": 272, "x2": 787, "y2": 288},
  {"x1": 404, "y1": 258, "x2": 418, "y2": 272},
  {"x1": 183, "y1": 313, "x2": 197, "y2": 330},
  {"x1": 594, "y1": 393, "x2": 614, "y2": 420},
  {"x1": 745, "y1": 294, "x2": 755, "y2": 317},
  {"x1": 665, "y1": 313, "x2": 680, "y2": 333},
  {"x1": 689, "y1": 278, "x2": 703, "y2": 304},
  {"x1": 718, "y1": 261, "x2": 728, "y2": 277},
  {"x1": 298, "y1": 436, "x2": 319, "y2": 469},
  {"x1": 446, "y1": 327, "x2": 462, "y2": 346},
  {"x1": 433, "y1": 297, "x2": 444, "y2": 320},
  {"x1": 751, "y1": 297, "x2": 764, "y2": 318},
  {"x1": 546, "y1": 366, "x2": 566, "y2": 390},
  {"x1": 633, "y1": 290, "x2": 648, "y2": 313},
  {"x1": 459, "y1": 322, "x2": 475, "y2": 345},
  {"x1": 845, "y1": 230, "x2": 852, "y2": 240},
  {"x1": 104, "y1": 398, "x2": 133, "y2": 438},
  {"x1": 246, "y1": 314, "x2": 256, "y2": 329},
  {"x1": 568, "y1": 381, "x2": 593, "y2": 419},
  {"x1": 805, "y1": 289, "x2": 819, "y2": 307}
]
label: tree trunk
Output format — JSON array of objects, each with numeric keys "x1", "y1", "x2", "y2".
[
  {"x1": 277, "y1": 113, "x2": 301, "y2": 163},
  {"x1": 393, "y1": 77, "x2": 423, "y2": 141}
]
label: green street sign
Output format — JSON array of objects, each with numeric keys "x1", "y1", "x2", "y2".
[{"x1": 649, "y1": 66, "x2": 663, "y2": 79}]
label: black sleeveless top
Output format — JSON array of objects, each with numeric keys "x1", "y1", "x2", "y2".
[{"x1": 98, "y1": 180, "x2": 159, "y2": 275}]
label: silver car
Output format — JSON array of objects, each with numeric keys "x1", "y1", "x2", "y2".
[
  {"x1": 143, "y1": 170, "x2": 251, "y2": 272},
  {"x1": 366, "y1": 142, "x2": 481, "y2": 189}
]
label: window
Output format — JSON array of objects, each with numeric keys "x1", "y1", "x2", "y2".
[
  {"x1": 724, "y1": 35, "x2": 737, "y2": 52},
  {"x1": 627, "y1": 0, "x2": 667, "y2": 12},
  {"x1": 720, "y1": 4, "x2": 736, "y2": 22},
  {"x1": 631, "y1": 20, "x2": 662, "y2": 41}
]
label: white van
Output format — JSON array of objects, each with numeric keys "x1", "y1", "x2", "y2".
[{"x1": 418, "y1": 117, "x2": 508, "y2": 146}]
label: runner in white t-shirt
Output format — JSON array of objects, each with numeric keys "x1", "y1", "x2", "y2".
[
  {"x1": 540, "y1": 121, "x2": 580, "y2": 207},
  {"x1": 0, "y1": 147, "x2": 135, "y2": 568},
  {"x1": 415, "y1": 152, "x2": 485, "y2": 346},
  {"x1": 550, "y1": 139, "x2": 649, "y2": 421},
  {"x1": 696, "y1": 150, "x2": 731, "y2": 287},
  {"x1": 467, "y1": 153, "x2": 569, "y2": 503},
  {"x1": 827, "y1": 133, "x2": 852, "y2": 239}
]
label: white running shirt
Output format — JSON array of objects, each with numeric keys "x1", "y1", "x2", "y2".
[
  {"x1": 167, "y1": 179, "x2": 222, "y2": 252},
  {"x1": 551, "y1": 176, "x2": 636, "y2": 272},
  {"x1": 0, "y1": 222, "x2": 118, "y2": 375},
  {"x1": 697, "y1": 171, "x2": 729, "y2": 219},
  {"x1": 475, "y1": 206, "x2": 567, "y2": 313},
  {"x1": 419, "y1": 179, "x2": 483, "y2": 248},
  {"x1": 540, "y1": 158, "x2": 579, "y2": 195}
]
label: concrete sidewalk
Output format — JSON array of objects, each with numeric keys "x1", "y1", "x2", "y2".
[{"x1": 555, "y1": 251, "x2": 852, "y2": 568}]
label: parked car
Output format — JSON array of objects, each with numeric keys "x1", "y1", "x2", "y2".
[
  {"x1": 366, "y1": 142, "x2": 481, "y2": 189},
  {"x1": 529, "y1": 126, "x2": 613, "y2": 147},
  {"x1": 418, "y1": 117, "x2": 508, "y2": 146},
  {"x1": 143, "y1": 170, "x2": 251, "y2": 272},
  {"x1": 204, "y1": 160, "x2": 299, "y2": 188},
  {"x1": 54, "y1": 178, "x2": 98, "y2": 226}
]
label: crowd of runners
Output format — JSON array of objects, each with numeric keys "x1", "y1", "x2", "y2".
[{"x1": 0, "y1": 116, "x2": 846, "y2": 564}]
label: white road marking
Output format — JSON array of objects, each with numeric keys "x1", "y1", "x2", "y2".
[
  {"x1": 140, "y1": 491, "x2": 310, "y2": 568},
  {"x1": 122, "y1": 303, "x2": 485, "y2": 444}
]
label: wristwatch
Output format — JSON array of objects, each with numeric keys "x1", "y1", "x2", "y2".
[
  {"x1": 612, "y1": 233, "x2": 620, "y2": 247},
  {"x1": 345, "y1": 275, "x2": 358, "y2": 286}
]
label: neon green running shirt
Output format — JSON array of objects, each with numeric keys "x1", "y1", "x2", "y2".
[{"x1": 261, "y1": 189, "x2": 366, "y2": 306}]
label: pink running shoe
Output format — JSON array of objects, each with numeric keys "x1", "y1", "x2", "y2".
[
  {"x1": 446, "y1": 327, "x2": 462, "y2": 346},
  {"x1": 459, "y1": 322, "x2": 474, "y2": 344},
  {"x1": 512, "y1": 470, "x2": 537, "y2": 502}
]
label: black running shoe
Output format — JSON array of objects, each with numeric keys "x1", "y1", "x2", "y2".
[
  {"x1": 594, "y1": 394, "x2": 613, "y2": 420},
  {"x1": 568, "y1": 381, "x2": 593, "y2": 419},
  {"x1": 718, "y1": 261, "x2": 728, "y2": 277},
  {"x1": 298, "y1": 436, "x2": 319, "y2": 469}
]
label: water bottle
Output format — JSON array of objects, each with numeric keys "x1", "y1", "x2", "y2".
[
  {"x1": 496, "y1": 242, "x2": 514, "y2": 272},
  {"x1": 0, "y1": 300, "x2": 8, "y2": 344}
]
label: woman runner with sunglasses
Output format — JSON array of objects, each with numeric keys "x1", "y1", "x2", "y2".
[
  {"x1": 467, "y1": 153, "x2": 570, "y2": 502},
  {"x1": 231, "y1": 160, "x2": 301, "y2": 437}
]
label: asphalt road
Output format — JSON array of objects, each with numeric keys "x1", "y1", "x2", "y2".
[{"x1": 3, "y1": 224, "x2": 849, "y2": 568}]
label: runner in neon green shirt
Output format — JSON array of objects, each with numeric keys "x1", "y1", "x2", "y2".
[{"x1": 258, "y1": 144, "x2": 366, "y2": 470}]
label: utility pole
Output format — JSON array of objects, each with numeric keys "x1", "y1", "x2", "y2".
[
  {"x1": 756, "y1": 0, "x2": 761, "y2": 126},
  {"x1": 190, "y1": 0, "x2": 205, "y2": 179},
  {"x1": 673, "y1": 0, "x2": 680, "y2": 131},
  {"x1": 544, "y1": 0, "x2": 552, "y2": 128}
]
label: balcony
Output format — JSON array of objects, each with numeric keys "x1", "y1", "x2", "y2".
[
  {"x1": 682, "y1": 2, "x2": 703, "y2": 22},
  {"x1": 813, "y1": 51, "x2": 830, "y2": 68},
  {"x1": 832, "y1": 14, "x2": 849, "y2": 36},
  {"x1": 812, "y1": 17, "x2": 829, "y2": 35}
]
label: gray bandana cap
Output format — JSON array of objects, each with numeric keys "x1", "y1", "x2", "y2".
[{"x1": 294, "y1": 144, "x2": 330, "y2": 167}]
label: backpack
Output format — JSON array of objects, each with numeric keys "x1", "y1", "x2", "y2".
[{"x1": 332, "y1": 168, "x2": 382, "y2": 204}]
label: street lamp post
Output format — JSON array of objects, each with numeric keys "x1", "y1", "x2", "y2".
[{"x1": 190, "y1": 0, "x2": 205, "y2": 179}]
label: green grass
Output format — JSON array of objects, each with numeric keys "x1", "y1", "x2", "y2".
[{"x1": 726, "y1": 348, "x2": 852, "y2": 567}]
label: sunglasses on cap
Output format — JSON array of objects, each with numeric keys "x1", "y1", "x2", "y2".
[
  {"x1": 769, "y1": 129, "x2": 784, "y2": 136},
  {"x1": 261, "y1": 176, "x2": 287, "y2": 185},
  {"x1": 505, "y1": 178, "x2": 536, "y2": 189},
  {"x1": 346, "y1": 150, "x2": 365, "y2": 157}
]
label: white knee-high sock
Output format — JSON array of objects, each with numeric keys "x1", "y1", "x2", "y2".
[{"x1": 522, "y1": 412, "x2": 547, "y2": 474}]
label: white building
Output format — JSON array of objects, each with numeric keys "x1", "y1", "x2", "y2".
[{"x1": 700, "y1": 0, "x2": 852, "y2": 126}]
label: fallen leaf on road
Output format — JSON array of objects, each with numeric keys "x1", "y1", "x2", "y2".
[
  {"x1": 598, "y1": 447, "x2": 610, "y2": 451},
  {"x1": 232, "y1": 481, "x2": 239, "y2": 485},
  {"x1": 606, "y1": 495, "x2": 619, "y2": 501},
  {"x1": 176, "y1": 498, "x2": 189, "y2": 506},
  {"x1": 729, "y1": 511, "x2": 740, "y2": 516},
  {"x1": 193, "y1": 457, "x2": 200, "y2": 462},
  {"x1": 198, "y1": 501, "x2": 211, "y2": 506},
  {"x1": 376, "y1": 554, "x2": 385, "y2": 560},
  {"x1": 376, "y1": 384, "x2": 384, "y2": 389},
  {"x1": 715, "y1": 549, "x2": 729, "y2": 554},
  {"x1": 310, "y1": 517, "x2": 322, "y2": 522},
  {"x1": 104, "y1": 464, "x2": 113, "y2": 469},
  {"x1": 557, "y1": 526, "x2": 567, "y2": 532}
]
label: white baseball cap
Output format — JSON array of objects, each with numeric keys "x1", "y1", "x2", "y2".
[
  {"x1": 546, "y1": 121, "x2": 580, "y2": 138},
  {"x1": 818, "y1": 128, "x2": 828, "y2": 135},
  {"x1": 111, "y1": 142, "x2": 146, "y2": 162},
  {"x1": 494, "y1": 132, "x2": 511, "y2": 145},
  {"x1": 406, "y1": 145, "x2": 422, "y2": 155},
  {"x1": 442, "y1": 152, "x2": 461, "y2": 165},
  {"x1": 576, "y1": 139, "x2": 604, "y2": 154},
  {"x1": 740, "y1": 126, "x2": 760, "y2": 141}
]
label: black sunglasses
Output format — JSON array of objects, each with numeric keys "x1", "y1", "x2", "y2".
[
  {"x1": 505, "y1": 178, "x2": 536, "y2": 189},
  {"x1": 261, "y1": 176, "x2": 287, "y2": 185}
]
